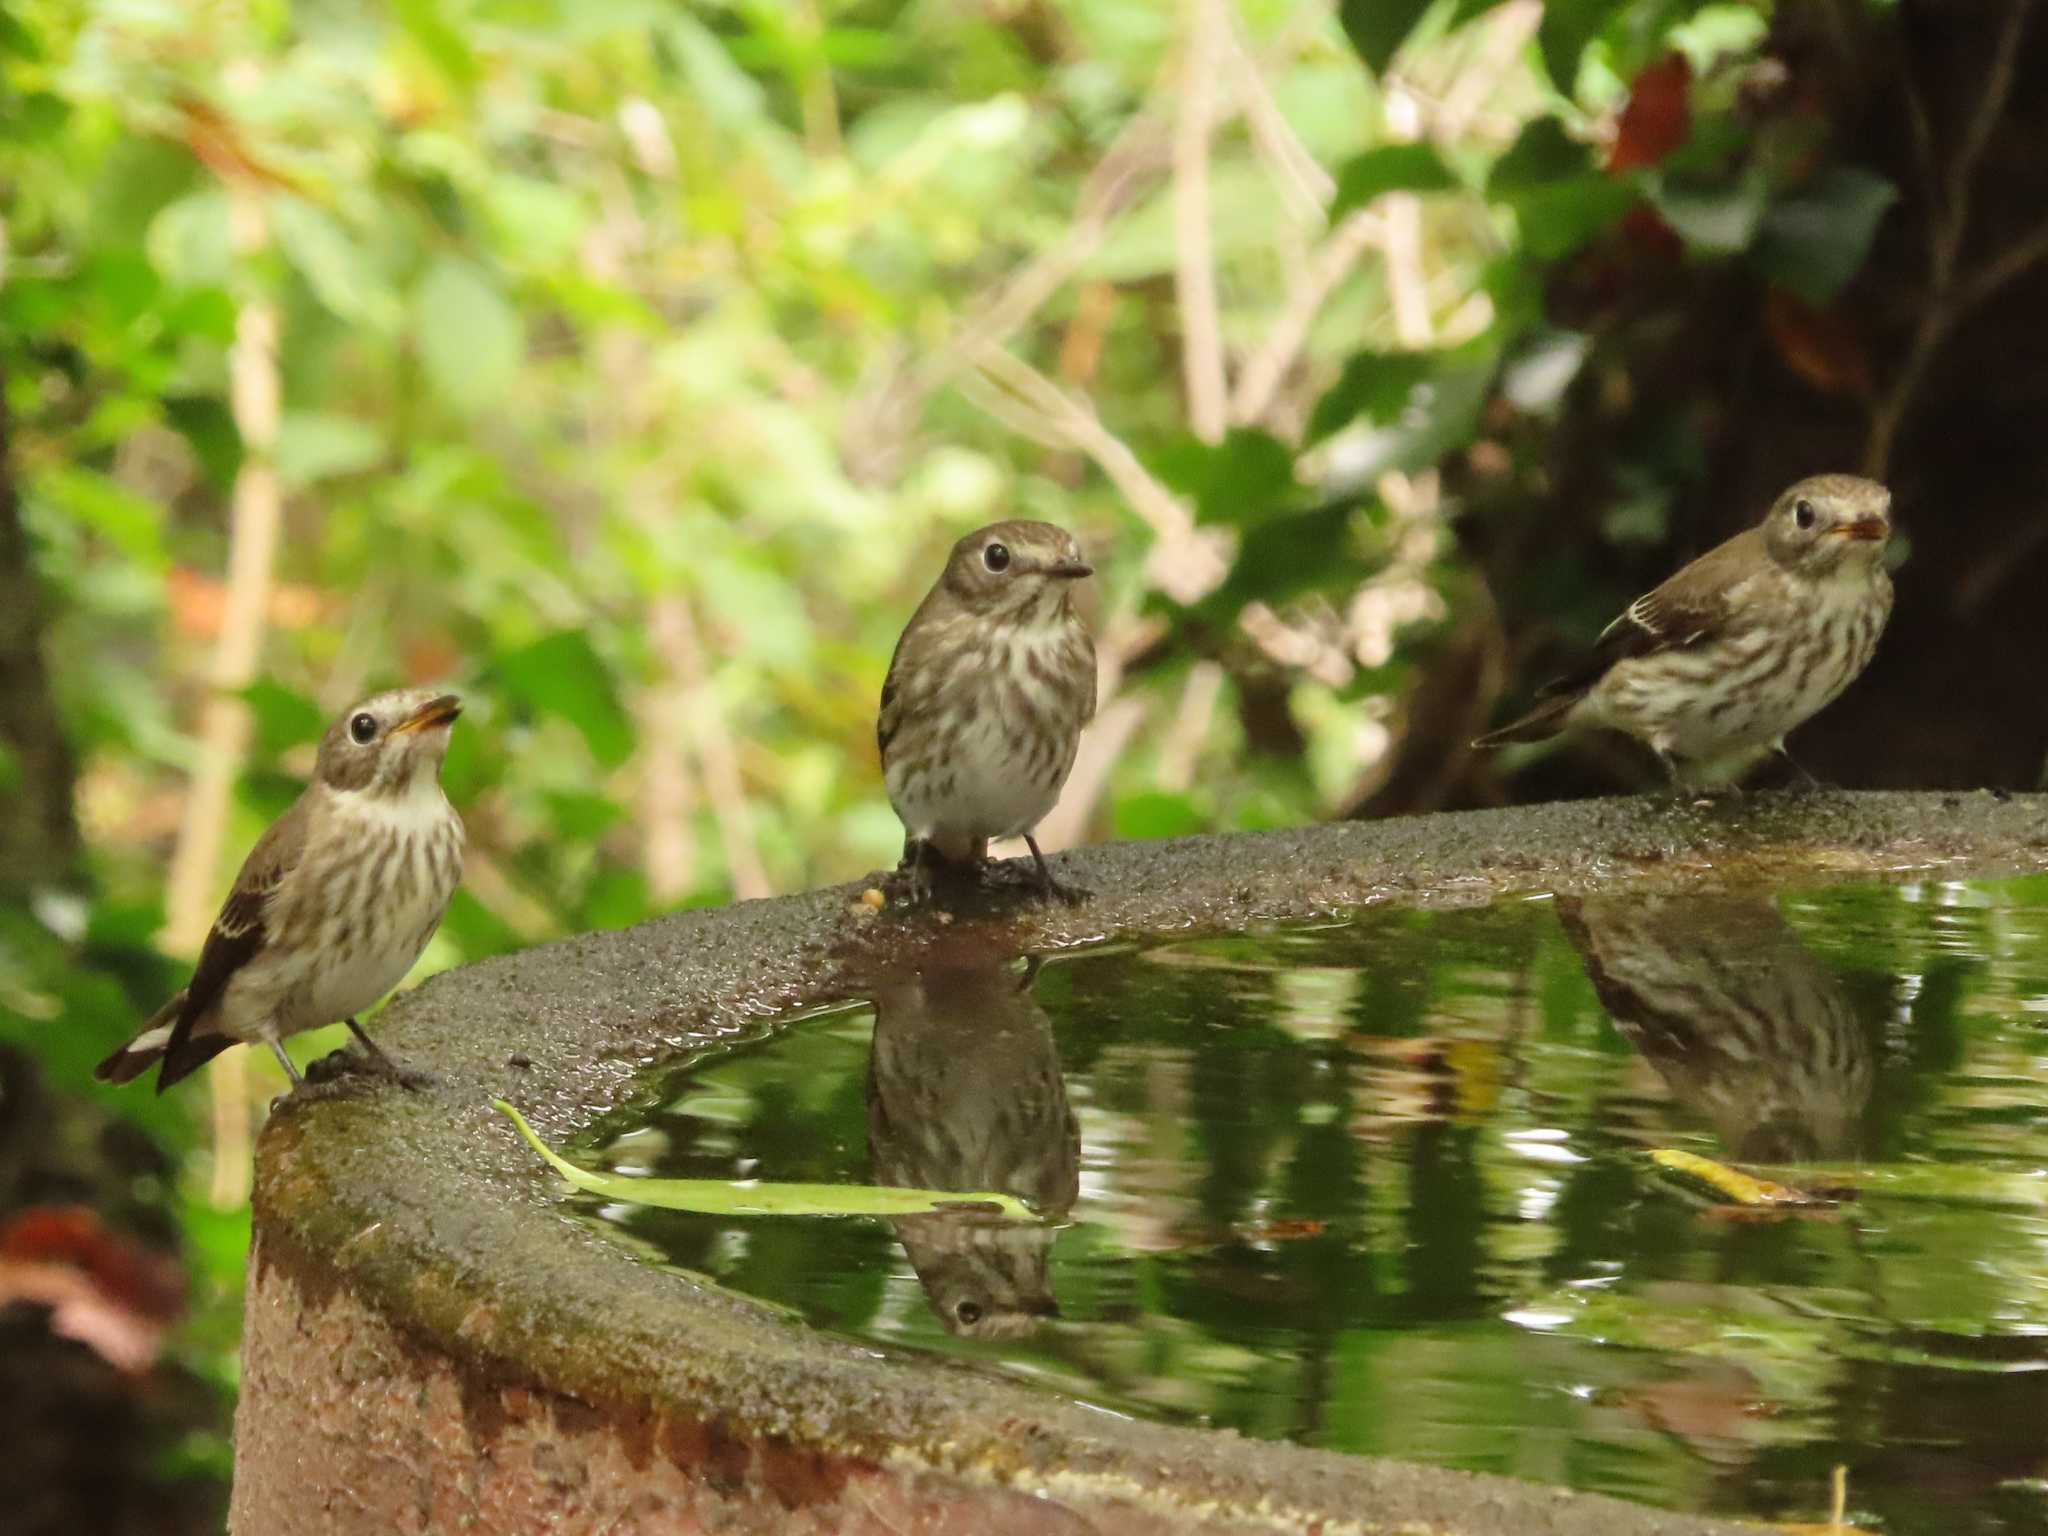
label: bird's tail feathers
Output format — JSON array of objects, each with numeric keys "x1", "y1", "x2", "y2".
[
  {"x1": 1472, "y1": 693, "x2": 1579, "y2": 749},
  {"x1": 94, "y1": 994, "x2": 183, "y2": 1085},
  {"x1": 94, "y1": 993, "x2": 236, "y2": 1090}
]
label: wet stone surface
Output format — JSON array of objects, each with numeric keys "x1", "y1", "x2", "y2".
[
  {"x1": 580, "y1": 874, "x2": 2048, "y2": 1535},
  {"x1": 239, "y1": 793, "x2": 2048, "y2": 1535}
]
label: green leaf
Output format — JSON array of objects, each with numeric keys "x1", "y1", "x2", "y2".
[
  {"x1": 495, "y1": 1100, "x2": 1039, "y2": 1219},
  {"x1": 1155, "y1": 428, "x2": 1298, "y2": 528},
  {"x1": 1507, "y1": 176, "x2": 1637, "y2": 261},
  {"x1": 1340, "y1": 359, "x2": 1494, "y2": 480},
  {"x1": 495, "y1": 631, "x2": 633, "y2": 769},
  {"x1": 1338, "y1": 0, "x2": 1434, "y2": 74},
  {"x1": 162, "y1": 395, "x2": 242, "y2": 489},
  {"x1": 1114, "y1": 791, "x2": 1207, "y2": 841},
  {"x1": 391, "y1": 0, "x2": 478, "y2": 88},
  {"x1": 239, "y1": 680, "x2": 326, "y2": 760},
  {"x1": 413, "y1": 257, "x2": 523, "y2": 414},
  {"x1": 1488, "y1": 119, "x2": 1596, "y2": 194},
  {"x1": 1648, "y1": 169, "x2": 1768, "y2": 255},
  {"x1": 1329, "y1": 143, "x2": 1459, "y2": 220},
  {"x1": 1750, "y1": 166, "x2": 1898, "y2": 304},
  {"x1": 276, "y1": 412, "x2": 384, "y2": 488},
  {"x1": 1193, "y1": 497, "x2": 1370, "y2": 626},
  {"x1": 1537, "y1": 0, "x2": 1621, "y2": 91},
  {"x1": 1308, "y1": 351, "x2": 1435, "y2": 444},
  {"x1": 271, "y1": 198, "x2": 399, "y2": 330},
  {"x1": 33, "y1": 468, "x2": 167, "y2": 570}
]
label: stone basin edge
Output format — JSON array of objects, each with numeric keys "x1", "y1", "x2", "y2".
[{"x1": 235, "y1": 791, "x2": 2048, "y2": 1535}]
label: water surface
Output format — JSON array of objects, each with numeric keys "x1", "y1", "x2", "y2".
[{"x1": 579, "y1": 875, "x2": 2048, "y2": 1533}]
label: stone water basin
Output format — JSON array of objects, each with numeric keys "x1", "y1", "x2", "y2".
[{"x1": 232, "y1": 793, "x2": 2048, "y2": 1534}]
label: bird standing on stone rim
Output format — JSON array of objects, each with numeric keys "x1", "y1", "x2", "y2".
[
  {"x1": 879, "y1": 520, "x2": 1096, "y2": 900},
  {"x1": 1474, "y1": 474, "x2": 1894, "y2": 788},
  {"x1": 96, "y1": 688, "x2": 466, "y2": 1092}
]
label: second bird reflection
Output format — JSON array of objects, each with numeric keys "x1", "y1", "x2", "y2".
[
  {"x1": 1558, "y1": 891, "x2": 1876, "y2": 1162},
  {"x1": 864, "y1": 951, "x2": 1078, "y2": 1339}
]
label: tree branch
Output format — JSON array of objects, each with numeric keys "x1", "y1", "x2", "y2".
[
  {"x1": 1174, "y1": 0, "x2": 1229, "y2": 444},
  {"x1": 1866, "y1": 0, "x2": 2036, "y2": 477},
  {"x1": 162, "y1": 183, "x2": 279, "y2": 1209}
]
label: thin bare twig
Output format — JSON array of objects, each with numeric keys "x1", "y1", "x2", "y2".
[
  {"x1": 1157, "y1": 661, "x2": 1225, "y2": 791},
  {"x1": 1224, "y1": 10, "x2": 1332, "y2": 220},
  {"x1": 163, "y1": 183, "x2": 277, "y2": 1210},
  {"x1": 667, "y1": 590, "x2": 773, "y2": 901},
  {"x1": 1866, "y1": 0, "x2": 2036, "y2": 476},
  {"x1": 1230, "y1": 210, "x2": 1380, "y2": 427},
  {"x1": 1950, "y1": 210, "x2": 2048, "y2": 321},
  {"x1": 1174, "y1": 0, "x2": 1229, "y2": 444}
]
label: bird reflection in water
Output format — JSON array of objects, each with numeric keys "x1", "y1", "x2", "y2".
[
  {"x1": 1557, "y1": 891, "x2": 1875, "y2": 1162},
  {"x1": 865, "y1": 950, "x2": 1077, "y2": 1339}
]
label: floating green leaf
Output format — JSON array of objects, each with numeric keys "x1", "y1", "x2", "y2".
[
  {"x1": 495, "y1": 1100, "x2": 1038, "y2": 1219},
  {"x1": 1329, "y1": 143, "x2": 1459, "y2": 220}
]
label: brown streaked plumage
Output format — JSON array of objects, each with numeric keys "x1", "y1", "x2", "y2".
[
  {"x1": 1475, "y1": 474, "x2": 1894, "y2": 786},
  {"x1": 96, "y1": 688, "x2": 466, "y2": 1092},
  {"x1": 1558, "y1": 891, "x2": 1874, "y2": 1162},
  {"x1": 866, "y1": 951, "x2": 1077, "y2": 1338},
  {"x1": 879, "y1": 519, "x2": 1096, "y2": 898}
]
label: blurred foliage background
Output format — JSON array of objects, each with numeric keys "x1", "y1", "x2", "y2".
[{"x1": 4, "y1": 0, "x2": 2047, "y2": 1528}]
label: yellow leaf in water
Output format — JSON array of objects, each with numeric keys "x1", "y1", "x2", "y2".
[{"x1": 1651, "y1": 1148, "x2": 1826, "y2": 1207}]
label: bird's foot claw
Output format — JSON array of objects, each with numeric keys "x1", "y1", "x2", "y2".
[
  {"x1": 304, "y1": 1045, "x2": 435, "y2": 1091},
  {"x1": 1038, "y1": 875, "x2": 1089, "y2": 906}
]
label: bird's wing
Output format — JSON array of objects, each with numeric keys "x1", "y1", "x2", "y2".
[
  {"x1": 160, "y1": 805, "x2": 305, "y2": 1069},
  {"x1": 877, "y1": 641, "x2": 909, "y2": 758},
  {"x1": 1537, "y1": 531, "x2": 1751, "y2": 699}
]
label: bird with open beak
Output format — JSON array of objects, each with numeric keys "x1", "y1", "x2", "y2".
[
  {"x1": 878, "y1": 520, "x2": 1096, "y2": 900},
  {"x1": 96, "y1": 688, "x2": 466, "y2": 1092},
  {"x1": 1475, "y1": 474, "x2": 1894, "y2": 788}
]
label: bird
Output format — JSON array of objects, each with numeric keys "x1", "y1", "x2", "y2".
[
  {"x1": 878, "y1": 519, "x2": 1096, "y2": 900},
  {"x1": 1557, "y1": 891, "x2": 1873, "y2": 1162},
  {"x1": 95, "y1": 688, "x2": 466, "y2": 1093},
  {"x1": 865, "y1": 951, "x2": 1078, "y2": 1338},
  {"x1": 1474, "y1": 474, "x2": 1894, "y2": 788}
]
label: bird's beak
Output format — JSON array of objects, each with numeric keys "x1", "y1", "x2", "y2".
[
  {"x1": 1044, "y1": 559, "x2": 1093, "y2": 579},
  {"x1": 1833, "y1": 517, "x2": 1890, "y2": 543},
  {"x1": 391, "y1": 694, "x2": 463, "y2": 735}
]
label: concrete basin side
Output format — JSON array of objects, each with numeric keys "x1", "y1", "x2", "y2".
[{"x1": 231, "y1": 792, "x2": 2048, "y2": 1535}]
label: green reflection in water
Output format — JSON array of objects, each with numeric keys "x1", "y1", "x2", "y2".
[{"x1": 572, "y1": 875, "x2": 2048, "y2": 1534}]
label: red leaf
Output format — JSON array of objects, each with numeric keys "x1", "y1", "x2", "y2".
[
  {"x1": 0, "y1": 1206, "x2": 185, "y2": 1325},
  {"x1": 1621, "y1": 204, "x2": 1684, "y2": 264},
  {"x1": 1765, "y1": 287, "x2": 1875, "y2": 398},
  {"x1": 1608, "y1": 54, "x2": 1693, "y2": 173}
]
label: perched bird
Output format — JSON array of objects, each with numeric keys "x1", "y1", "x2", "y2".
[
  {"x1": 878, "y1": 519, "x2": 1095, "y2": 898},
  {"x1": 865, "y1": 951, "x2": 1078, "y2": 1338},
  {"x1": 1475, "y1": 474, "x2": 1894, "y2": 787},
  {"x1": 96, "y1": 689, "x2": 465, "y2": 1093},
  {"x1": 1557, "y1": 891, "x2": 1874, "y2": 1162}
]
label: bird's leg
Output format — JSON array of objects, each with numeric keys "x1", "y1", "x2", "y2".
[
  {"x1": 902, "y1": 837, "x2": 934, "y2": 904},
  {"x1": 267, "y1": 1037, "x2": 303, "y2": 1087},
  {"x1": 1024, "y1": 833, "x2": 1087, "y2": 905},
  {"x1": 346, "y1": 1017, "x2": 436, "y2": 1090},
  {"x1": 1774, "y1": 741, "x2": 1824, "y2": 792}
]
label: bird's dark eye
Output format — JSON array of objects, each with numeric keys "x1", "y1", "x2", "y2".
[
  {"x1": 956, "y1": 1300, "x2": 984, "y2": 1326},
  {"x1": 349, "y1": 713, "x2": 378, "y2": 744},
  {"x1": 1793, "y1": 498, "x2": 1816, "y2": 530},
  {"x1": 982, "y1": 542, "x2": 1011, "y2": 573}
]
